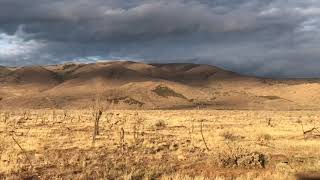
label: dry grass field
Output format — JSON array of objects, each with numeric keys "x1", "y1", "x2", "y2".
[{"x1": 1, "y1": 109, "x2": 320, "y2": 179}]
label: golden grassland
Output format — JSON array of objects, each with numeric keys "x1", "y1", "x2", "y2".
[{"x1": 0, "y1": 109, "x2": 320, "y2": 179}]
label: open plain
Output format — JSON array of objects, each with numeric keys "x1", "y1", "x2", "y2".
[{"x1": 1, "y1": 109, "x2": 320, "y2": 179}]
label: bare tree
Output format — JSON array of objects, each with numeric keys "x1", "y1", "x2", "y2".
[
  {"x1": 119, "y1": 127, "x2": 125, "y2": 152},
  {"x1": 92, "y1": 97, "x2": 103, "y2": 145},
  {"x1": 93, "y1": 110, "x2": 103, "y2": 136},
  {"x1": 92, "y1": 90, "x2": 106, "y2": 145}
]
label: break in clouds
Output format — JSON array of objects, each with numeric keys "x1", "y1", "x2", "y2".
[{"x1": 0, "y1": 0, "x2": 320, "y2": 77}]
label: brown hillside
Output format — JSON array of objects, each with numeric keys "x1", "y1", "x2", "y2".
[
  {"x1": 4, "y1": 66, "x2": 62, "y2": 85},
  {"x1": 0, "y1": 61, "x2": 320, "y2": 110}
]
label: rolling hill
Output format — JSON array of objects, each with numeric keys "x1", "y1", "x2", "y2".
[{"x1": 0, "y1": 61, "x2": 319, "y2": 110}]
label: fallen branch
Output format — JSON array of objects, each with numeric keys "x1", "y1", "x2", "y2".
[
  {"x1": 304, "y1": 127, "x2": 320, "y2": 134},
  {"x1": 11, "y1": 136, "x2": 34, "y2": 171},
  {"x1": 301, "y1": 122, "x2": 320, "y2": 139}
]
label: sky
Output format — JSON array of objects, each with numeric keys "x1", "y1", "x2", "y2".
[{"x1": 0, "y1": 0, "x2": 319, "y2": 78}]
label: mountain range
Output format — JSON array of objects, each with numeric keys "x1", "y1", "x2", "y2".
[{"x1": 0, "y1": 61, "x2": 319, "y2": 110}]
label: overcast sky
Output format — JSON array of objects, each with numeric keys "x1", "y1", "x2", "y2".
[{"x1": 0, "y1": 0, "x2": 319, "y2": 77}]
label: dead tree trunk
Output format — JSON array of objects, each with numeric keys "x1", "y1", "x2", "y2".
[
  {"x1": 200, "y1": 120, "x2": 210, "y2": 151},
  {"x1": 92, "y1": 110, "x2": 103, "y2": 144}
]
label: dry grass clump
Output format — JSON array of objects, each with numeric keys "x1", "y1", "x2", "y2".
[
  {"x1": 154, "y1": 120, "x2": 167, "y2": 130},
  {"x1": 220, "y1": 131, "x2": 244, "y2": 141},
  {"x1": 257, "y1": 133, "x2": 272, "y2": 142},
  {"x1": 216, "y1": 145, "x2": 268, "y2": 169}
]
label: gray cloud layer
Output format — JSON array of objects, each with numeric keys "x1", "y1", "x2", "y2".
[{"x1": 0, "y1": 0, "x2": 319, "y2": 77}]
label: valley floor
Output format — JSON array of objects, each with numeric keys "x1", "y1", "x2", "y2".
[{"x1": 1, "y1": 110, "x2": 320, "y2": 179}]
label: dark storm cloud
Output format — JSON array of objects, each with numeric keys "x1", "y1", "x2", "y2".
[{"x1": 0, "y1": 0, "x2": 319, "y2": 77}]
